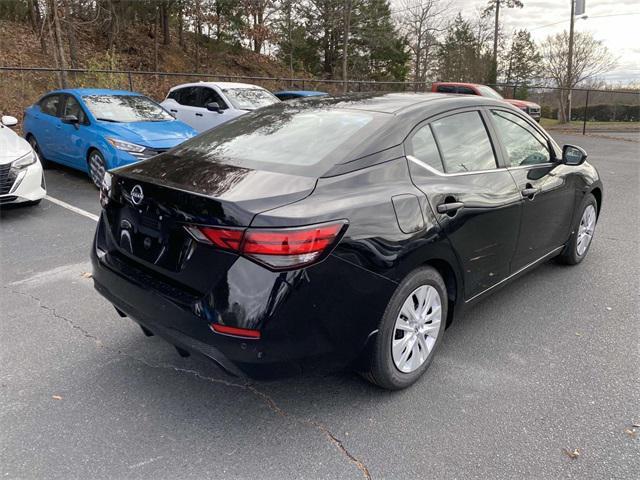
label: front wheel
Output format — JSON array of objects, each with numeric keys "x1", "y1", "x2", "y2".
[
  {"x1": 27, "y1": 135, "x2": 50, "y2": 169},
  {"x1": 87, "y1": 150, "x2": 107, "y2": 188},
  {"x1": 557, "y1": 193, "x2": 598, "y2": 265},
  {"x1": 362, "y1": 266, "x2": 447, "y2": 390}
]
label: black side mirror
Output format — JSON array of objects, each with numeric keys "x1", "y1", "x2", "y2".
[
  {"x1": 62, "y1": 114, "x2": 79, "y2": 125},
  {"x1": 562, "y1": 144, "x2": 587, "y2": 166},
  {"x1": 206, "y1": 102, "x2": 223, "y2": 113}
]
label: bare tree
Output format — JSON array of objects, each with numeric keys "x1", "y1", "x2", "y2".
[
  {"x1": 398, "y1": 0, "x2": 446, "y2": 89},
  {"x1": 541, "y1": 30, "x2": 617, "y2": 122},
  {"x1": 482, "y1": 0, "x2": 523, "y2": 84},
  {"x1": 48, "y1": 0, "x2": 68, "y2": 87},
  {"x1": 342, "y1": 0, "x2": 352, "y2": 91}
]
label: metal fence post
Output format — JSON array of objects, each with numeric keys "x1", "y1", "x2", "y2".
[
  {"x1": 582, "y1": 89, "x2": 590, "y2": 135},
  {"x1": 128, "y1": 71, "x2": 134, "y2": 91}
]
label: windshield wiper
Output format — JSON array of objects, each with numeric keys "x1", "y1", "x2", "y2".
[{"x1": 96, "y1": 117, "x2": 121, "y2": 123}]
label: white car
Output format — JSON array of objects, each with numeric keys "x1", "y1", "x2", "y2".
[
  {"x1": 160, "y1": 81, "x2": 280, "y2": 133},
  {"x1": 0, "y1": 115, "x2": 46, "y2": 206}
]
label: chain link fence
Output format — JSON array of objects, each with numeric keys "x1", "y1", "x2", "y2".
[{"x1": 1, "y1": 66, "x2": 638, "y2": 137}]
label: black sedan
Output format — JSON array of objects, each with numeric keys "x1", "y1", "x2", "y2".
[{"x1": 92, "y1": 93, "x2": 602, "y2": 390}]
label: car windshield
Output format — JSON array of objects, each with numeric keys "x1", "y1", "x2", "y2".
[
  {"x1": 221, "y1": 88, "x2": 280, "y2": 110},
  {"x1": 476, "y1": 86, "x2": 504, "y2": 100},
  {"x1": 83, "y1": 95, "x2": 173, "y2": 122},
  {"x1": 171, "y1": 106, "x2": 382, "y2": 176}
]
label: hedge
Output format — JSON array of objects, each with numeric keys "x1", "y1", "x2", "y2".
[{"x1": 546, "y1": 104, "x2": 640, "y2": 121}]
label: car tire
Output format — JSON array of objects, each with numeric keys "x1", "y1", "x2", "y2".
[
  {"x1": 362, "y1": 266, "x2": 447, "y2": 390},
  {"x1": 27, "y1": 135, "x2": 50, "y2": 169},
  {"x1": 557, "y1": 193, "x2": 598, "y2": 265},
  {"x1": 87, "y1": 149, "x2": 107, "y2": 188}
]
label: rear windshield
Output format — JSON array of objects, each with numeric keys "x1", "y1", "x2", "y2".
[
  {"x1": 171, "y1": 106, "x2": 382, "y2": 176},
  {"x1": 221, "y1": 88, "x2": 280, "y2": 110},
  {"x1": 83, "y1": 95, "x2": 174, "y2": 122}
]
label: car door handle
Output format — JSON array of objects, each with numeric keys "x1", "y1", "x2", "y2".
[
  {"x1": 521, "y1": 187, "x2": 538, "y2": 198},
  {"x1": 169, "y1": 109, "x2": 177, "y2": 113},
  {"x1": 195, "y1": 113, "x2": 203, "y2": 117},
  {"x1": 437, "y1": 202, "x2": 464, "y2": 214}
]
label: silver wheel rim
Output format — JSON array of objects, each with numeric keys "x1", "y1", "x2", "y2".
[
  {"x1": 392, "y1": 285, "x2": 442, "y2": 374},
  {"x1": 89, "y1": 152, "x2": 105, "y2": 187},
  {"x1": 576, "y1": 204, "x2": 596, "y2": 256}
]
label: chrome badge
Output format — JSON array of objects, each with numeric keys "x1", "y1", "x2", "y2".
[{"x1": 130, "y1": 184, "x2": 144, "y2": 205}]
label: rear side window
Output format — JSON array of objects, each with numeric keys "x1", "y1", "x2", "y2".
[
  {"x1": 409, "y1": 125, "x2": 444, "y2": 172},
  {"x1": 40, "y1": 95, "x2": 60, "y2": 116},
  {"x1": 436, "y1": 85, "x2": 456, "y2": 93},
  {"x1": 430, "y1": 111, "x2": 497, "y2": 173},
  {"x1": 172, "y1": 107, "x2": 382, "y2": 176},
  {"x1": 175, "y1": 87, "x2": 200, "y2": 107}
]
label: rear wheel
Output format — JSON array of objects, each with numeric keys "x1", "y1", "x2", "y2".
[
  {"x1": 362, "y1": 266, "x2": 447, "y2": 390},
  {"x1": 27, "y1": 135, "x2": 50, "y2": 169},
  {"x1": 88, "y1": 149, "x2": 107, "y2": 188},
  {"x1": 558, "y1": 193, "x2": 598, "y2": 265}
]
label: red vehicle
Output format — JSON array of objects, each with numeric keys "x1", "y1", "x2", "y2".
[{"x1": 431, "y1": 82, "x2": 541, "y2": 122}]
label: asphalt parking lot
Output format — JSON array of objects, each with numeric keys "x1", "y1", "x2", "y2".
[{"x1": 1, "y1": 133, "x2": 638, "y2": 479}]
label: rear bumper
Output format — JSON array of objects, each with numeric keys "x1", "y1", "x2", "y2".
[{"x1": 91, "y1": 214, "x2": 397, "y2": 377}]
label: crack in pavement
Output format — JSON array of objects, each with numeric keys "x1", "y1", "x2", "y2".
[{"x1": 5, "y1": 286, "x2": 372, "y2": 480}]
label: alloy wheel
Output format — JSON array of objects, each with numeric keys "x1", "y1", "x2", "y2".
[
  {"x1": 392, "y1": 285, "x2": 442, "y2": 374},
  {"x1": 88, "y1": 151, "x2": 106, "y2": 188},
  {"x1": 576, "y1": 204, "x2": 596, "y2": 256}
]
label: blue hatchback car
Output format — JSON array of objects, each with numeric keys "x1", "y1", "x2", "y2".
[{"x1": 23, "y1": 89, "x2": 197, "y2": 186}]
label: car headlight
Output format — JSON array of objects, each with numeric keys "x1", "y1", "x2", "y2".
[
  {"x1": 12, "y1": 150, "x2": 36, "y2": 169},
  {"x1": 106, "y1": 137, "x2": 146, "y2": 153},
  {"x1": 100, "y1": 171, "x2": 112, "y2": 208}
]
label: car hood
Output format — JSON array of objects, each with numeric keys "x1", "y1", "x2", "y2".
[
  {"x1": 0, "y1": 125, "x2": 32, "y2": 165},
  {"x1": 99, "y1": 120, "x2": 197, "y2": 148},
  {"x1": 505, "y1": 98, "x2": 540, "y2": 108}
]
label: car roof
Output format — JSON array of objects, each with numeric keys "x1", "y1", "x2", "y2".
[
  {"x1": 47, "y1": 88, "x2": 143, "y2": 97},
  {"x1": 433, "y1": 82, "x2": 482, "y2": 88},
  {"x1": 275, "y1": 90, "x2": 328, "y2": 96},
  {"x1": 168, "y1": 81, "x2": 267, "y2": 91}
]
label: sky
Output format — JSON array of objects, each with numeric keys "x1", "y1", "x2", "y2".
[{"x1": 392, "y1": 0, "x2": 640, "y2": 84}]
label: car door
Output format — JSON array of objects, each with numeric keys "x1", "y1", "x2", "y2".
[
  {"x1": 199, "y1": 86, "x2": 236, "y2": 131},
  {"x1": 34, "y1": 94, "x2": 63, "y2": 161},
  {"x1": 58, "y1": 94, "x2": 89, "y2": 167},
  {"x1": 488, "y1": 108, "x2": 577, "y2": 270},
  {"x1": 406, "y1": 109, "x2": 522, "y2": 300},
  {"x1": 164, "y1": 86, "x2": 201, "y2": 130}
]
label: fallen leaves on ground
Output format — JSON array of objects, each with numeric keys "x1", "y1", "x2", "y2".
[
  {"x1": 80, "y1": 272, "x2": 92, "y2": 279},
  {"x1": 624, "y1": 428, "x2": 637, "y2": 439},
  {"x1": 51, "y1": 395, "x2": 62, "y2": 400},
  {"x1": 562, "y1": 448, "x2": 580, "y2": 459}
]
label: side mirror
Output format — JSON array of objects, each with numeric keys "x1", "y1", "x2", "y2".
[
  {"x1": 562, "y1": 144, "x2": 587, "y2": 166},
  {"x1": 62, "y1": 114, "x2": 79, "y2": 124},
  {"x1": 1, "y1": 115, "x2": 18, "y2": 127},
  {"x1": 206, "y1": 102, "x2": 223, "y2": 114}
]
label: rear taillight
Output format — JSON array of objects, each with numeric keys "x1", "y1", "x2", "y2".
[{"x1": 185, "y1": 221, "x2": 347, "y2": 270}]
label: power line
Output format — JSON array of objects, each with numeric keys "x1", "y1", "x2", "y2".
[{"x1": 530, "y1": 12, "x2": 640, "y2": 31}]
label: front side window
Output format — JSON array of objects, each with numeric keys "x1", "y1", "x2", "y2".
[
  {"x1": 40, "y1": 95, "x2": 60, "y2": 116},
  {"x1": 62, "y1": 95, "x2": 86, "y2": 123},
  {"x1": 491, "y1": 110, "x2": 551, "y2": 167},
  {"x1": 201, "y1": 88, "x2": 228, "y2": 109},
  {"x1": 221, "y1": 88, "x2": 279, "y2": 110},
  {"x1": 83, "y1": 95, "x2": 174, "y2": 123},
  {"x1": 457, "y1": 86, "x2": 476, "y2": 95},
  {"x1": 476, "y1": 85, "x2": 504, "y2": 100},
  {"x1": 409, "y1": 124, "x2": 444, "y2": 172},
  {"x1": 430, "y1": 111, "x2": 497, "y2": 173},
  {"x1": 176, "y1": 87, "x2": 200, "y2": 107}
]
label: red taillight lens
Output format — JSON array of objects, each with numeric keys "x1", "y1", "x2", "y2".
[
  {"x1": 210, "y1": 323, "x2": 261, "y2": 339},
  {"x1": 185, "y1": 221, "x2": 347, "y2": 270}
]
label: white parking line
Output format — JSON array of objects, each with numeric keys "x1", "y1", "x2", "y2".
[{"x1": 44, "y1": 195, "x2": 99, "y2": 222}]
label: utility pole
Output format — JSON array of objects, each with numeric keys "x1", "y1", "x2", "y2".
[
  {"x1": 492, "y1": 0, "x2": 500, "y2": 84},
  {"x1": 565, "y1": 0, "x2": 575, "y2": 123}
]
